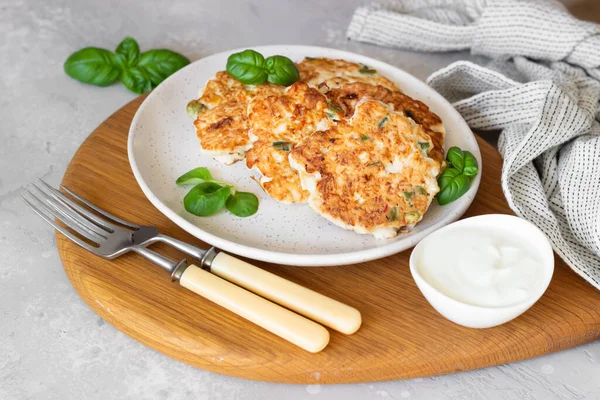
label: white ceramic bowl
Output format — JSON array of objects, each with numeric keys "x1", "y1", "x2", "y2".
[{"x1": 409, "y1": 214, "x2": 554, "y2": 328}]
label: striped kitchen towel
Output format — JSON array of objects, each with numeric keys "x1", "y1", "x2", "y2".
[{"x1": 348, "y1": 0, "x2": 600, "y2": 290}]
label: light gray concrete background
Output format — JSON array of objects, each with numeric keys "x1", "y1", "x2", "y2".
[{"x1": 1, "y1": 0, "x2": 599, "y2": 399}]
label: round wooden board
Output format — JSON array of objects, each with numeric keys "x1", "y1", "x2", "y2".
[{"x1": 57, "y1": 96, "x2": 600, "y2": 384}]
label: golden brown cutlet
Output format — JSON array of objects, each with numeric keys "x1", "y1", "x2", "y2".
[{"x1": 289, "y1": 98, "x2": 441, "y2": 239}]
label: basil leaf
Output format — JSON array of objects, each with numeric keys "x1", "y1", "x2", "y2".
[
  {"x1": 176, "y1": 167, "x2": 213, "y2": 185},
  {"x1": 64, "y1": 47, "x2": 121, "y2": 86},
  {"x1": 226, "y1": 192, "x2": 259, "y2": 217},
  {"x1": 226, "y1": 50, "x2": 268, "y2": 85},
  {"x1": 137, "y1": 49, "x2": 190, "y2": 87},
  {"x1": 120, "y1": 67, "x2": 152, "y2": 94},
  {"x1": 463, "y1": 151, "x2": 479, "y2": 177},
  {"x1": 176, "y1": 167, "x2": 229, "y2": 186},
  {"x1": 437, "y1": 173, "x2": 471, "y2": 206},
  {"x1": 446, "y1": 147, "x2": 465, "y2": 172},
  {"x1": 178, "y1": 166, "x2": 262, "y2": 218},
  {"x1": 437, "y1": 167, "x2": 461, "y2": 191},
  {"x1": 115, "y1": 37, "x2": 140, "y2": 66},
  {"x1": 265, "y1": 55, "x2": 300, "y2": 86},
  {"x1": 184, "y1": 182, "x2": 231, "y2": 216},
  {"x1": 436, "y1": 146, "x2": 479, "y2": 205}
]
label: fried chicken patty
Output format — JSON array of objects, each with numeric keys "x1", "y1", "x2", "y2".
[
  {"x1": 326, "y1": 82, "x2": 445, "y2": 163},
  {"x1": 245, "y1": 82, "x2": 340, "y2": 203},
  {"x1": 297, "y1": 58, "x2": 399, "y2": 92},
  {"x1": 289, "y1": 98, "x2": 441, "y2": 239},
  {"x1": 193, "y1": 72, "x2": 283, "y2": 164}
]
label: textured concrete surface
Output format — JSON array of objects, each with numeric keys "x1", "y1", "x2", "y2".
[{"x1": 1, "y1": 0, "x2": 599, "y2": 399}]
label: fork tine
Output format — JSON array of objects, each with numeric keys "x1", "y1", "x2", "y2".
[
  {"x1": 60, "y1": 185, "x2": 139, "y2": 229},
  {"x1": 22, "y1": 196, "x2": 99, "y2": 253},
  {"x1": 25, "y1": 189, "x2": 106, "y2": 244},
  {"x1": 29, "y1": 186, "x2": 108, "y2": 241},
  {"x1": 36, "y1": 179, "x2": 117, "y2": 233}
]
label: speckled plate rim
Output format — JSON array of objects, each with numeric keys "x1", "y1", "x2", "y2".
[{"x1": 128, "y1": 45, "x2": 481, "y2": 267}]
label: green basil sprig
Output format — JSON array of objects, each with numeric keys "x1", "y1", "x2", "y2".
[
  {"x1": 226, "y1": 49, "x2": 299, "y2": 86},
  {"x1": 226, "y1": 192, "x2": 260, "y2": 217},
  {"x1": 64, "y1": 37, "x2": 190, "y2": 94},
  {"x1": 436, "y1": 146, "x2": 479, "y2": 206},
  {"x1": 175, "y1": 167, "x2": 229, "y2": 186},
  {"x1": 184, "y1": 183, "x2": 231, "y2": 217},
  {"x1": 176, "y1": 167, "x2": 259, "y2": 217}
]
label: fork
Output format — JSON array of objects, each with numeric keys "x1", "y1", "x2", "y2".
[{"x1": 23, "y1": 180, "x2": 362, "y2": 353}]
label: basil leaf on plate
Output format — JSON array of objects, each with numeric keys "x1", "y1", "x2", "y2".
[
  {"x1": 264, "y1": 55, "x2": 300, "y2": 86},
  {"x1": 115, "y1": 37, "x2": 140, "y2": 66},
  {"x1": 137, "y1": 49, "x2": 190, "y2": 86},
  {"x1": 463, "y1": 151, "x2": 479, "y2": 177},
  {"x1": 226, "y1": 50, "x2": 299, "y2": 86},
  {"x1": 176, "y1": 167, "x2": 229, "y2": 186},
  {"x1": 64, "y1": 47, "x2": 121, "y2": 86},
  {"x1": 177, "y1": 167, "x2": 261, "y2": 218},
  {"x1": 176, "y1": 167, "x2": 213, "y2": 185},
  {"x1": 226, "y1": 49, "x2": 268, "y2": 85},
  {"x1": 120, "y1": 67, "x2": 152, "y2": 94},
  {"x1": 446, "y1": 146, "x2": 465, "y2": 172},
  {"x1": 226, "y1": 192, "x2": 259, "y2": 217},
  {"x1": 437, "y1": 167, "x2": 461, "y2": 192},
  {"x1": 436, "y1": 145, "x2": 480, "y2": 206},
  {"x1": 184, "y1": 182, "x2": 231, "y2": 216},
  {"x1": 437, "y1": 173, "x2": 471, "y2": 206}
]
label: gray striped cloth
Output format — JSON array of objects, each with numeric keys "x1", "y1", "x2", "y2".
[{"x1": 348, "y1": 0, "x2": 600, "y2": 290}]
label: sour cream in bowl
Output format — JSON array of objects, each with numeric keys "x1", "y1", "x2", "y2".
[{"x1": 409, "y1": 214, "x2": 554, "y2": 328}]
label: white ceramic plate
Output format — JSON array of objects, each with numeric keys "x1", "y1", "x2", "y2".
[{"x1": 128, "y1": 45, "x2": 481, "y2": 266}]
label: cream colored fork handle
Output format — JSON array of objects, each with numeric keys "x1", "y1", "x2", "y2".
[
  {"x1": 179, "y1": 265, "x2": 329, "y2": 353},
  {"x1": 210, "y1": 253, "x2": 362, "y2": 335}
]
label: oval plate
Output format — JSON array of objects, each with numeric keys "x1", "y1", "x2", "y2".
[{"x1": 128, "y1": 45, "x2": 481, "y2": 266}]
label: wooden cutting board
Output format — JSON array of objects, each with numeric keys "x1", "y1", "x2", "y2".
[{"x1": 57, "y1": 95, "x2": 600, "y2": 384}]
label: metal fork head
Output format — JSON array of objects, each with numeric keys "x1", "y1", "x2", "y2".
[{"x1": 23, "y1": 180, "x2": 159, "y2": 260}]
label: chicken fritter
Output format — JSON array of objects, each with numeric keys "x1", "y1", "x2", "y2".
[
  {"x1": 245, "y1": 82, "x2": 340, "y2": 203},
  {"x1": 289, "y1": 98, "x2": 441, "y2": 238}
]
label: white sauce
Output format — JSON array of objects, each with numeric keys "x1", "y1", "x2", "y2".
[{"x1": 416, "y1": 227, "x2": 544, "y2": 307}]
